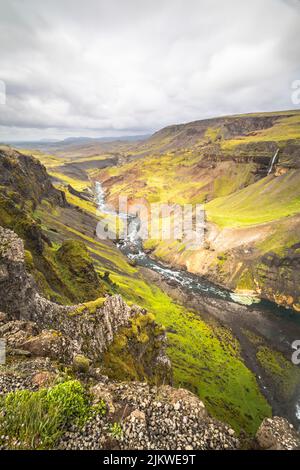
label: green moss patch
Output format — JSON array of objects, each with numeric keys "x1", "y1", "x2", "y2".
[
  {"x1": 54, "y1": 239, "x2": 106, "y2": 303},
  {"x1": 102, "y1": 312, "x2": 167, "y2": 384},
  {"x1": 257, "y1": 346, "x2": 300, "y2": 401}
]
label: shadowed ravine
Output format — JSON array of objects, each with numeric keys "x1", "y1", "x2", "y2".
[{"x1": 95, "y1": 181, "x2": 300, "y2": 426}]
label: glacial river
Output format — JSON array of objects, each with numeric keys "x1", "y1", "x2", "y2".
[
  {"x1": 95, "y1": 182, "x2": 298, "y2": 315},
  {"x1": 95, "y1": 181, "x2": 300, "y2": 424}
]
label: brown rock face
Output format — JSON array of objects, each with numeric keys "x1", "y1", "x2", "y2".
[
  {"x1": 31, "y1": 371, "x2": 56, "y2": 388},
  {"x1": 20, "y1": 330, "x2": 72, "y2": 362}
]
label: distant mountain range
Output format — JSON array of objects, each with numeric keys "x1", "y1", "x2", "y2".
[{"x1": 2, "y1": 134, "x2": 151, "y2": 150}]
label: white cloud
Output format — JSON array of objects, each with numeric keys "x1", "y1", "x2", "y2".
[{"x1": 0, "y1": 0, "x2": 299, "y2": 140}]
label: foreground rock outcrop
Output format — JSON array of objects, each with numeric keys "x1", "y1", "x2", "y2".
[
  {"x1": 0, "y1": 226, "x2": 171, "y2": 382},
  {"x1": 58, "y1": 381, "x2": 240, "y2": 450},
  {"x1": 0, "y1": 210, "x2": 299, "y2": 450},
  {"x1": 1, "y1": 360, "x2": 299, "y2": 451}
]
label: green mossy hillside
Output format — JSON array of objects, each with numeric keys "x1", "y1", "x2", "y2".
[
  {"x1": 54, "y1": 239, "x2": 106, "y2": 302},
  {"x1": 206, "y1": 170, "x2": 300, "y2": 228},
  {"x1": 257, "y1": 346, "x2": 300, "y2": 401}
]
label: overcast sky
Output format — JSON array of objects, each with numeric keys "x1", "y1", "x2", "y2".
[{"x1": 0, "y1": 0, "x2": 300, "y2": 141}]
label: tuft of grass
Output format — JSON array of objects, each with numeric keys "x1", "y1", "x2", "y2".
[{"x1": 0, "y1": 380, "x2": 91, "y2": 449}]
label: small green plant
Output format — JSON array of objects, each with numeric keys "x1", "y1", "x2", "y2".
[
  {"x1": 110, "y1": 422, "x2": 123, "y2": 438},
  {"x1": 0, "y1": 389, "x2": 63, "y2": 449},
  {"x1": 91, "y1": 399, "x2": 107, "y2": 417},
  {"x1": 46, "y1": 380, "x2": 90, "y2": 423}
]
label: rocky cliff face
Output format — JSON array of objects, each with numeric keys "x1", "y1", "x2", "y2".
[
  {"x1": 0, "y1": 147, "x2": 66, "y2": 207},
  {"x1": 0, "y1": 147, "x2": 109, "y2": 304},
  {"x1": 0, "y1": 226, "x2": 171, "y2": 381},
  {"x1": 255, "y1": 243, "x2": 300, "y2": 311}
]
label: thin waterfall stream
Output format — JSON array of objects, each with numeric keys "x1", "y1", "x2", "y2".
[{"x1": 268, "y1": 149, "x2": 279, "y2": 175}]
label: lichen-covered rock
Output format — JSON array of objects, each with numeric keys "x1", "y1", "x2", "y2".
[
  {"x1": 256, "y1": 416, "x2": 300, "y2": 450},
  {"x1": 90, "y1": 383, "x2": 115, "y2": 413},
  {"x1": 0, "y1": 312, "x2": 8, "y2": 323},
  {"x1": 31, "y1": 371, "x2": 57, "y2": 388},
  {"x1": 20, "y1": 330, "x2": 75, "y2": 362},
  {"x1": 72, "y1": 354, "x2": 90, "y2": 373},
  {"x1": 0, "y1": 320, "x2": 39, "y2": 348},
  {"x1": 101, "y1": 311, "x2": 172, "y2": 384}
]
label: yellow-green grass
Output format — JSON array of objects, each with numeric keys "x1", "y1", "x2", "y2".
[
  {"x1": 49, "y1": 171, "x2": 89, "y2": 191},
  {"x1": 102, "y1": 153, "x2": 255, "y2": 206},
  {"x1": 18, "y1": 149, "x2": 64, "y2": 168},
  {"x1": 206, "y1": 170, "x2": 300, "y2": 228},
  {"x1": 221, "y1": 114, "x2": 300, "y2": 151}
]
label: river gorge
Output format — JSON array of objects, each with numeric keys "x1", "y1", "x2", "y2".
[{"x1": 95, "y1": 180, "x2": 300, "y2": 427}]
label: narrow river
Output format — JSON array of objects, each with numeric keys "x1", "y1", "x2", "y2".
[
  {"x1": 95, "y1": 182, "x2": 298, "y2": 318},
  {"x1": 95, "y1": 181, "x2": 300, "y2": 425}
]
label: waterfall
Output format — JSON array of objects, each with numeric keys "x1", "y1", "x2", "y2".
[{"x1": 267, "y1": 149, "x2": 279, "y2": 175}]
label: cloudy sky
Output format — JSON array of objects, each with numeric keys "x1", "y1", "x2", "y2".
[{"x1": 0, "y1": 0, "x2": 300, "y2": 141}]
